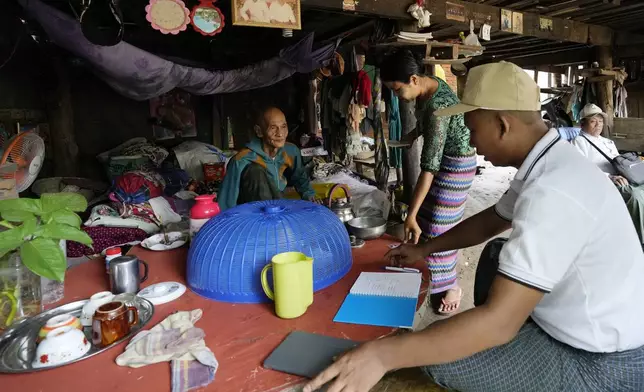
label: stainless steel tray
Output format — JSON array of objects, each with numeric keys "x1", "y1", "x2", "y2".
[{"x1": 0, "y1": 294, "x2": 154, "y2": 373}]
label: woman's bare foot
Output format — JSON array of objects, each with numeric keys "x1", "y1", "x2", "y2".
[{"x1": 438, "y1": 286, "x2": 463, "y2": 315}]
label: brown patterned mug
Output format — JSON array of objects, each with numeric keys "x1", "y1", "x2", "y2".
[{"x1": 91, "y1": 301, "x2": 138, "y2": 347}]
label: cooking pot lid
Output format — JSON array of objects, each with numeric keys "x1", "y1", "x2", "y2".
[
  {"x1": 331, "y1": 198, "x2": 351, "y2": 207},
  {"x1": 137, "y1": 282, "x2": 186, "y2": 305}
]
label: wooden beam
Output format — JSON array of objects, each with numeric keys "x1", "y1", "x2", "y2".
[
  {"x1": 476, "y1": 46, "x2": 592, "y2": 68},
  {"x1": 45, "y1": 54, "x2": 79, "y2": 177},
  {"x1": 301, "y1": 0, "x2": 619, "y2": 46},
  {"x1": 526, "y1": 65, "x2": 568, "y2": 75},
  {"x1": 611, "y1": 118, "x2": 644, "y2": 152},
  {"x1": 301, "y1": 0, "x2": 410, "y2": 19},
  {"x1": 595, "y1": 46, "x2": 614, "y2": 131},
  {"x1": 495, "y1": 44, "x2": 589, "y2": 61},
  {"x1": 587, "y1": 75, "x2": 616, "y2": 82}
]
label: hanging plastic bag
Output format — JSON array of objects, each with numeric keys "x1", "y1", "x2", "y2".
[
  {"x1": 464, "y1": 20, "x2": 481, "y2": 47},
  {"x1": 407, "y1": 0, "x2": 431, "y2": 28}
]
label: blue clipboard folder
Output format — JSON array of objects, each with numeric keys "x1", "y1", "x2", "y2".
[{"x1": 333, "y1": 272, "x2": 422, "y2": 329}]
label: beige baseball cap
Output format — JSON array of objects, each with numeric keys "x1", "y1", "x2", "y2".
[{"x1": 435, "y1": 61, "x2": 541, "y2": 117}]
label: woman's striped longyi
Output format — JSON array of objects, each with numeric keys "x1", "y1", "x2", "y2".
[{"x1": 417, "y1": 153, "x2": 477, "y2": 294}]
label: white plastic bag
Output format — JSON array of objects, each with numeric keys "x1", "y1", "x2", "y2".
[
  {"x1": 313, "y1": 173, "x2": 390, "y2": 220},
  {"x1": 464, "y1": 20, "x2": 481, "y2": 47},
  {"x1": 173, "y1": 141, "x2": 229, "y2": 181}
]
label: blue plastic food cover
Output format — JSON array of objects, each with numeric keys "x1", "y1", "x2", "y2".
[{"x1": 187, "y1": 199, "x2": 353, "y2": 303}]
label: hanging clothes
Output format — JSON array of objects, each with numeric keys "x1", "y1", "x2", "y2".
[
  {"x1": 615, "y1": 85, "x2": 628, "y2": 118},
  {"x1": 20, "y1": 0, "x2": 337, "y2": 101},
  {"x1": 388, "y1": 90, "x2": 403, "y2": 169},
  {"x1": 570, "y1": 83, "x2": 585, "y2": 123},
  {"x1": 351, "y1": 70, "x2": 373, "y2": 107},
  {"x1": 346, "y1": 100, "x2": 366, "y2": 134}
]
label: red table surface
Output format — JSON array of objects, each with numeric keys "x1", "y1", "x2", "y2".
[{"x1": 0, "y1": 237, "x2": 428, "y2": 392}]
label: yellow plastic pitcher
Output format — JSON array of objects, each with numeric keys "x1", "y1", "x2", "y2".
[{"x1": 261, "y1": 252, "x2": 313, "y2": 319}]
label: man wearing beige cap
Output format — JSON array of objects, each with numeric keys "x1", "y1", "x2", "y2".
[
  {"x1": 303, "y1": 61, "x2": 644, "y2": 392},
  {"x1": 572, "y1": 102, "x2": 644, "y2": 246}
]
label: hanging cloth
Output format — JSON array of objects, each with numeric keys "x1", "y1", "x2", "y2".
[
  {"x1": 351, "y1": 70, "x2": 373, "y2": 107},
  {"x1": 19, "y1": 0, "x2": 337, "y2": 101},
  {"x1": 374, "y1": 100, "x2": 390, "y2": 190},
  {"x1": 388, "y1": 90, "x2": 403, "y2": 169},
  {"x1": 433, "y1": 65, "x2": 446, "y2": 82},
  {"x1": 615, "y1": 85, "x2": 628, "y2": 118}
]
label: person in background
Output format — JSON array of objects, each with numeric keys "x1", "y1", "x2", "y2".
[
  {"x1": 572, "y1": 103, "x2": 644, "y2": 246},
  {"x1": 380, "y1": 50, "x2": 476, "y2": 315},
  {"x1": 303, "y1": 61, "x2": 644, "y2": 392},
  {"x1": 268, "y1": 0, "x2": 296, "y2": 24},
  {"x1": 239, "y1": 0, "x2": 270, "y2": 23},
  {"x1": 218, "y1": 107, "x2": 316, "y2": 211}
]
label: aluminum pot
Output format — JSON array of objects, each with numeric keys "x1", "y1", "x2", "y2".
[{"x1": 346, "y1": 217, "x2": 387, "y2": 240}]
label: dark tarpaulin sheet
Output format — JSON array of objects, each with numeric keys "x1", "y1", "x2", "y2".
[{"x1": 19, "y1": 0, "x2": 336, "y2": 101}]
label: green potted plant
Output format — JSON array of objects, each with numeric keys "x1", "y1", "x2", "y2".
[{"x1": 0, "y1": 193, "x2": 92, "y2": 331}]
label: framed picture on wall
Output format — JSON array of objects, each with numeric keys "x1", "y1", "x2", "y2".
[
  {"x1": 512, "y1": 11, "x2": 523, "y2": 34},
  {"x1": 500, "y1": 9, "x2": 512, "y2": 32},
  {"x1": 232, "y1": 0, "x2": 301, "y2": 30}
]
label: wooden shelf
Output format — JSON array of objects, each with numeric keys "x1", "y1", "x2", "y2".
[
  {"x1": 579, "y1": 68, "x2": 621, "y2": 78},
  {"x1": 540, "y1": 87, "x2": 572, "y2": 94},
  {"x1": 375, "y1": 39, "x2": 428, "y2": 48},
  {"x1": 423, "y1": 57, "x2": 471, "y2": 65},
  {"x1": 376, "y1": 38, "x2": 484, "y2": 57},
  {"x1": 387, "y1": 140, "x2": 412, "y2": 148},
  {"x1": 428, "y1": 40, "x2": 483, "y2": 53},
  {"x1": 354, "y1": 157, "x2": 376, "y2": 165}
]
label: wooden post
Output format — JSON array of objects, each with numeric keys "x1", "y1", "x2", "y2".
[
  {"x1": 44, "y1": 53, "x2": 78, "y2": 177},
  {"x1": 303, "y1": 74, "x2": 316, "y2": 137},
  {"x1": 554, "y1": 72, "x2": 562, "y2": 88},
  {"x1": 400, "y1": 99, "x2": 419, "y2": 204},
  {"x1": 457, "y1": 75, "x2": 467, "y2": 100},
  {"x1": 211, "y1": 96, "x2": 223, "y2": 148},
  {"x1": 595, "y1": 46, "x2": 614, "y2": 133}
]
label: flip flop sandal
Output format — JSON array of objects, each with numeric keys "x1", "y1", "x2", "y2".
[{"x1": 438, "y1": 287, "x2": 463, "y2": 315}]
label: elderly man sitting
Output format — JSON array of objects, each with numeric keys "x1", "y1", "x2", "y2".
[
  {"x1": 218, "y1": 107, "x2": 316, "y2": 211},
  {"x1": 572, "y1": 103, "x2": 644, "y2": 245}
]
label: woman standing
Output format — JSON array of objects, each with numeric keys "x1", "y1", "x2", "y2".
[{"x1": 381, "y1": 50, "x2": 476, "y2": 314}]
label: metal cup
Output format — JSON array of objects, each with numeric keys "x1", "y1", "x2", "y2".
[{"x1": 108, "y1": 255, "x2": 149, "y2": 294}]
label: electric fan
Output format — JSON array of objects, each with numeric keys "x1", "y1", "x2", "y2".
[{"x1": 0, "y1": 131, "x2": 45, "y2": 192}]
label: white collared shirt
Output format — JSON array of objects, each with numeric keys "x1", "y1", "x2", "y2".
[
  {"x1": 494, "y1": 129, "x2": 644, "y2": 353},
  {"x1": 571, "y1": 131, "x2": 619, "y2": 175}
]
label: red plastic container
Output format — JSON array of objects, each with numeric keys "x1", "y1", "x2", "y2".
[
  {"x1": 203, "y1": 162, "x2": 226, "y2": 183},
  {"x1": 190, "y1": 195, "x2": 220, "y2": 239}
]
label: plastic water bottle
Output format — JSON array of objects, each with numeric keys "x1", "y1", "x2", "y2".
[{"x1": 105, "y1": 247, "x2": 122, "y2": 274}]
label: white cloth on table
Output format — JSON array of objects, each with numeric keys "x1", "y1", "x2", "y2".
[
  {"x1": 313, "y1": 172, "x2": 390, "y2": 220},
  {"x1": 116, "y1": 309, "x2": 218, "y2": 392},
  {"x1": 149, "y1": 196, "x2": 182, "y2": 224}
]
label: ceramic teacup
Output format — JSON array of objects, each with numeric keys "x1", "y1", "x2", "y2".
[
  {"x1": 80, "y1": 291, "x2": 115, "y2": 326},
  {"x1": 92, "y1": 301, "x2": 138, "y2": 347},
  {"x1": 32, "y1": 326, "x2": 91, "y2": 368},
  {"x1": 38, "y1": 314, "x2": 83, "y2": 342}
]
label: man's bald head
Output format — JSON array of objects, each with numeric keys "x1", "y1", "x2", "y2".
[
  {"x1": 257, "y1": 107, "x2": 285, "y2": 129},
  {"x1": 464, "y1": 109, "x2": 548, "y2": 167},
  {"x1": 254, "y1": 106, "x2": 288, "y2": 150}
]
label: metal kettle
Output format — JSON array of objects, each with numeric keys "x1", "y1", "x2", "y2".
[
  {"x1": 327, "y1": 184, "x2": 355, "y2": 223},
  {"x1": 109, "y1": 255, "x2": 149, "y2": 294}
]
